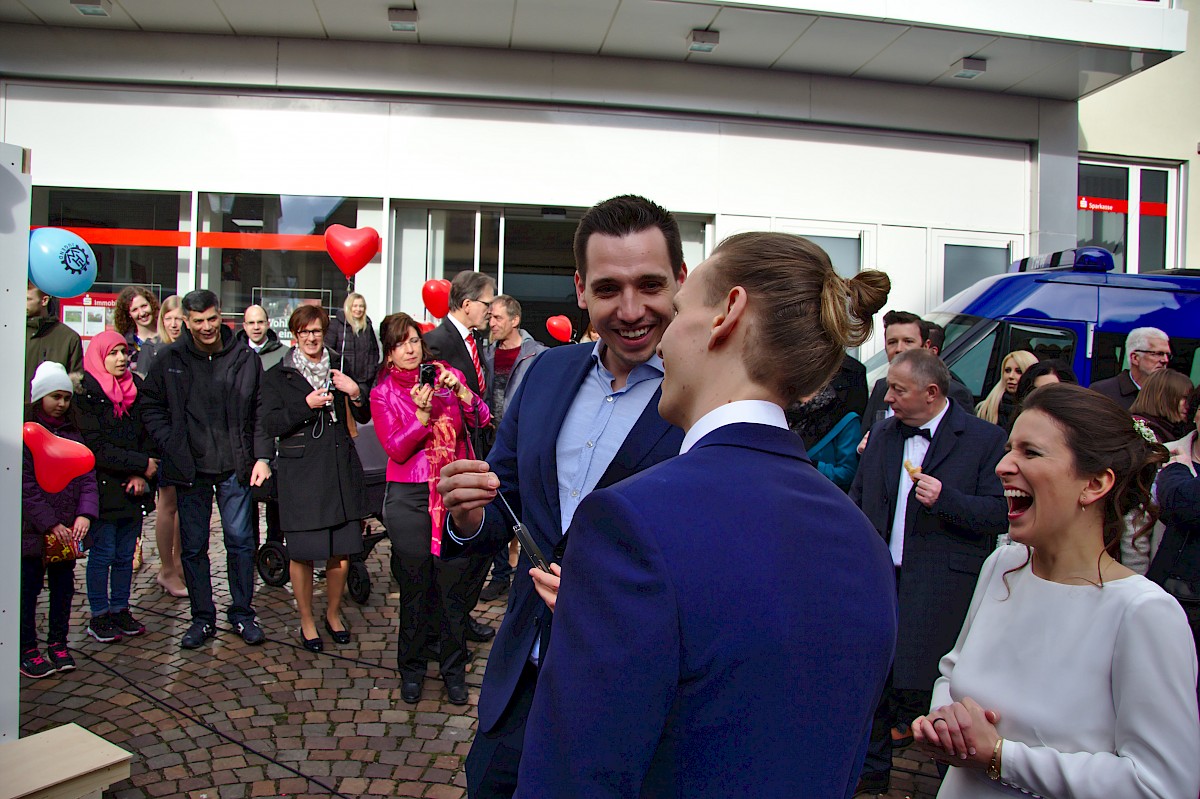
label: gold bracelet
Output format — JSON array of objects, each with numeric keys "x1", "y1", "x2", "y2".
[{"x1": 987, "y1": 738, "x2": 1003, "y2": 781}]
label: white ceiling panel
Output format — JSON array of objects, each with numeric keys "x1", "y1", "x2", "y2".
[
  {"x1": 0, "y1": 3, "x2": 45, "y2": 24},
  {"x1": 315, "y1": 0, "x2": 402, "y2": 43},
  {"x1": 601, "y1": 0, "x2": 716, "y2": 60},
  {"x1": 214, "y1": 0, "x2": 326, "y2": 39},
  {"x1": 413, "y1": 0, "x2": 515, "y2": 48},
  {"x1": 691, "y1": 6, "x2": 816, "y2": 69},
  {"x1": 115, "y1": 0, "x2": 232, "y2": 35},
  {"x1": 9, "y1": 0, "x2": 137, "y2": 29},
  {"x1": 854, "y1": 27, "x2": 997, "y2": 84},
  {"x1": 512, "y1": 0, "x2": 617, "y2": 55},
  {"x1": 774, "y1": 16, "x2": 906, "y2": 77},
  {"x1": 928, "y1": 36, "x2": 1081, "y2": 93}
]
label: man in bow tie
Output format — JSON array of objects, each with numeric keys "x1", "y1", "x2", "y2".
[{"x1": 850, "y1": 348, "x2": 1008, "y2": 796}]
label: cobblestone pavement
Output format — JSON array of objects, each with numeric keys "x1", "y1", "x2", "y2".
[{"x1": 20, "y1": 508, "x2": 943, "y2": 798}]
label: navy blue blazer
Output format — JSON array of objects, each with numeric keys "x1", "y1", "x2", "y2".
[
  {"x1": 849, "y1": 400, "x2": 1007, "y2": 691},
  {"x1": 439, "y1": 342, "x2": 683, "y2": 734},
  {"x1": 517, "y1": 423, "x2": 898, "y2": 799}
]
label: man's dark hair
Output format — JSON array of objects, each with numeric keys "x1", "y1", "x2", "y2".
[
  {"x1": 882, "y1": 310, "x2": 923, "y2": 332},
  {"x1": 491, "y1": 294, "x2": 522, "y2": 321},
  {"x1": 448, "y1": 271, "x2": 497, "y2": 312},
  {"x1": 181, "y1": 289, "x2": 220, "y2": 315},
  {"x1": 923, "y1": 321, "x2": 945, "y2": 353},
  {"x1": 572, "y1": 195, "x2": 684, "y2": 280},
  {"x1": 891, "y1": 348, "x2": 950, "y2": 397}
]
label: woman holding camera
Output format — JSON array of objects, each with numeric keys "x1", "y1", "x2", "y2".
[
  {"x1": 371, "y1": 312, "x2": 491, "y2": 706},
  {"x1": 261, "y1": 305, "x2": 371, "y2": 652}
]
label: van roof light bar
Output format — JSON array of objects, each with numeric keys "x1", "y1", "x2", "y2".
[{"x1": 1011, "y1": 247, "x2": 1115, "y2": 274}]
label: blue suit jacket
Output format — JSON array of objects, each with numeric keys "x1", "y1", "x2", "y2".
[
  {"x1": 849, "y1": 400, "x2": 1007, "y2": 690},
  {"x1": 517, "y1": 423, "x2": 898, "y2": 798},
  {"x1": 440, "y1": 342, "x2": 683, "y2": 734}
]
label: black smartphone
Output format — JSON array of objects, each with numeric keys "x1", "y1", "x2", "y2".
[
  {"x1": 419, "y1": 363, "x2": 437, "y2": 387},
  {"x1": 495, "y1": 491, "x2": 553, "y2": 574}
]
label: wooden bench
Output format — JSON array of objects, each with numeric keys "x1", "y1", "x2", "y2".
[{"x1": 0, "y1": 723, "x2": 132, "y2": 799}]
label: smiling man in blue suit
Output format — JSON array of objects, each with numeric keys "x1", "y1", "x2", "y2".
[
  {"x1": 515, "y1": 232, "x2": 899, "y2": 798},
  {"x1": 438, "y1": 195, "x2": 688, "y2": 798}
]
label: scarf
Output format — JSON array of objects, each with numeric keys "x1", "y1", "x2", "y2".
[
  {"x1": 785, "y1": 385, "x2": 841, "y2": 449},
  {"x1": 384, "y1": 363, "x2": 461, "y2": 555},
  {"x1": 84, "y1": 330, "x2": 137, "y2": 417},
  {"x1": 290, "y1": 346, "x2": 331, "y2": 391}
]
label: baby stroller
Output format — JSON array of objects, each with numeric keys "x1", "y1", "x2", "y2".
[{"x1": 255, "y1": 420, "x2": 390, "y2": 604}]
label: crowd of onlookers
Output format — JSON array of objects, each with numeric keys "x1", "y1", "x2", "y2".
[{"x1": 18, "y1": 200, "x2": 1200, "y2": 798}]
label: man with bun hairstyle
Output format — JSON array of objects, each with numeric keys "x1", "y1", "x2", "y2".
[
  {"x1": 516, "y1": 232, "x2": 898, "y2": 797},
  {"x1": 851, "y1": 347, "x2": 1008, "y2": 794}
]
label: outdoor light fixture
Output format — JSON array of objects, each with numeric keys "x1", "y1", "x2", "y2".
[
  {"x1": 951, "y1": 57, "x2": 987, "y2": 80},
  {"x1": 687, "y1": 29, "x2": 719, "y2": 53},
  {"x1": 388, "y1": 8, "x2": 419, "y2": 32},
  {"x1": 71, "y1": 0, "x2": 112, "y2": 16}
]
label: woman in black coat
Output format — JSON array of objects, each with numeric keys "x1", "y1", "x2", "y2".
[
  {"x1": 327, "y1": 292, "x2": 381, "y2": 388},
  {"x1": 261, "y1": 305, "x2": 371, "y2": 652}
]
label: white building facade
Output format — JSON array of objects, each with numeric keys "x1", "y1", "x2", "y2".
[{"x1": 0, "y1": 0, "x2": 1188, "y2": 357}]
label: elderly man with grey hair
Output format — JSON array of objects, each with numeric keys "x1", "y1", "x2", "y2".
[{"x1": 1090, "y1": 326, "x2": 1171, "y2": 411}]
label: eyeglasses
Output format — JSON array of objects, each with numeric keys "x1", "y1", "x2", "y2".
[
  {"x1": 1133, "y1": 350, "x2": 1171, "y2": 360},
  {"x1": 295, "y1": 329, "x2": 324, "y2": 339}
]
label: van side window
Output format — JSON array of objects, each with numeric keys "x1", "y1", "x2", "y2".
[
  {"x1": 1094, "y1": 333, "x2": 1200, "y2": 384},
  {"x1": 1007, "y1": 324, "x2": 1077, "y2": 369},
  {"x1": 949, "y1": 326, "x2": 1000, "y2": 402}
]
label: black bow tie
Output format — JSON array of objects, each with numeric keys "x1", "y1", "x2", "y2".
[{"x1": 898, "y1": 423, "x2": 932, "y2": 441}]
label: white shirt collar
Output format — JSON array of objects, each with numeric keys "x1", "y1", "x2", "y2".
[
  {"x1": 447, "y1": 313, "x2": 473, "y2": 342},
  {"x1": 680, "y1": 400, "x2": 788, "y2": 454}
]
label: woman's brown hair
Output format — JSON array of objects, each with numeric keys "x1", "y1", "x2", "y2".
[
  {"x1": 378, "y1": 313, "x2": 433, "y2": 374},
  {"x1": 706, "y1": 232, "x2": 890, "y2": 403},
  {"x1": 288, "y1": 304, "x2": 330, "y2": 338},
  {"x1": 1129, "y1": 368, "x2": 1193, "y2": 422},
  {"x1": 113, "y1": 286, "x2": 160, "y2": 336}
]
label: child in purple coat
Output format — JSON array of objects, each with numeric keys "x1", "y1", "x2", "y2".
[{"x1": 20, "y1": 362, "x2": 99, "y2": 678}]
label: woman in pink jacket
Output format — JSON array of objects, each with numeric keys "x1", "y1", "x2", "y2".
[{"x1": 371, "y1": 312, "x2": 491, "y2": 706}]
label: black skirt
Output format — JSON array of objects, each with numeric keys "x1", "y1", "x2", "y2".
[{"x1": 284, "y1": 519, "x2": 363, "y2": 561}]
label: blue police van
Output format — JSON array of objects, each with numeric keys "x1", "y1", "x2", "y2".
[{"x1": 865, "y1": 247, "x2": 1200, "y2": 405}]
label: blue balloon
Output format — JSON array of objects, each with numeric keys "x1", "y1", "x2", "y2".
[{"x1": 28, "y1": 227, "x2": 98, "y2": 298}]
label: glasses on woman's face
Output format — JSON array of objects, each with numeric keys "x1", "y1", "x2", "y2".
[{"x1": 296, "y1": 328, "x2": 324, "y2": 340}]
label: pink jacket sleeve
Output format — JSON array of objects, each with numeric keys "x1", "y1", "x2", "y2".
[{"x1": 370, "y1": 381, "x2": 430, "y2": 468}]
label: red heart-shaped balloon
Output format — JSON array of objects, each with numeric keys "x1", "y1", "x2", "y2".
[
  {"x1": 422, "y1": 279, "x2": 452, "y2": 319},
  {"x1": 325, "y1": 225, "x2": 380, "y2": 279},
  {"x1": 546, "y1": 315, "x2": 573, "y2": 343},
  {"x1": 416, "y1": 320, "x2": 435, "y2": 334},
  {"x1": 23, "y1": 422, "x2": 96, "y2": 494}
]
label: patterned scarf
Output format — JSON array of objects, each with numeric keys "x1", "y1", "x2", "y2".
[{"x1": 290, "y1": 346, "x2": 331, "y2": 391}]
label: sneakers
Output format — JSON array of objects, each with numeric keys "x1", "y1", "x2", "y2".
[
  {"x1": 46, "y1": 643, "x2": 76, "y2": 672},
  {"x1": 110, "y1": 609, "x2": 146, "y2": 638},
  {"x1": 235, "y1": 618, "x2": 265, "y2": 645},
  {"x1": 180, "y1": 621, "x2": 215, "y2": 649},
  {"x1": 87, "y1": 614, "x2": 123, "y2": 643},
  {"x1": 18, "y1": 648, "x2": 56, "y2": 679}
]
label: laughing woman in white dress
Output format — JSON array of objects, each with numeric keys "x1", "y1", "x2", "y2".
[{"x1": 911, "y1": 383, "x2": 1199, "y2": 799}]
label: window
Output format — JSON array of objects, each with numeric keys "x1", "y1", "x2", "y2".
[
  {"x1": 34, "y1": 187, "x2": 184, "y2": 298},
  {"x1": 1078, "y1": 160, "x2": 1179, "y2": 273},
  {"x1": 199, "y1": 193, "x2": 358, "y2": 333}
]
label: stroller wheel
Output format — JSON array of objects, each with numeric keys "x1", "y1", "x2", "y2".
[
  {"x1": 348, "y1": 560, "x2": 371, "y2": 605},
  {"x1": 257, "y1": 541, "x2": 290, "y2": 587}
]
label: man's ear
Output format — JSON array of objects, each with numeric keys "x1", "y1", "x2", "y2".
[
  {"x1": 708, "y1": 286, "x2": 747, "y2": 351},
  {"x1": 574, "y1": 271, "x2": 587, "y2": 311}
]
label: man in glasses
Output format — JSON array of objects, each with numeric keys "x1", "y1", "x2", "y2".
[{"x1": 1090, "y1": 327, "x2": 1172, "y2": 411}]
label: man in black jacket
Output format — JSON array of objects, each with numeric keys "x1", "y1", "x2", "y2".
[{"x1": 142, "y1": 290, "x2": 273, "y2": 650}]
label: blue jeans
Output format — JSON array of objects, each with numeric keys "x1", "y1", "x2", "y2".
[
  {"x1": 86, "y1": 517, "x2": 140, "y2": 616},
  {"x1": 176, "y1": 472, "x2": 256, "y2": 626}
]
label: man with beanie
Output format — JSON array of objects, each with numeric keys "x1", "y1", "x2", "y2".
[
  {"x1": 26, "y1": 283, "x2": 82, "y2": 402},
  {"x1": 141, "y1": 290, "x2": 273, "y2": 650}
]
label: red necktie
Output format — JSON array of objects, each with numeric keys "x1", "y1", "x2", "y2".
[{"x1": 467, "y1": 333, "x2": 486, "y2": 394}]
